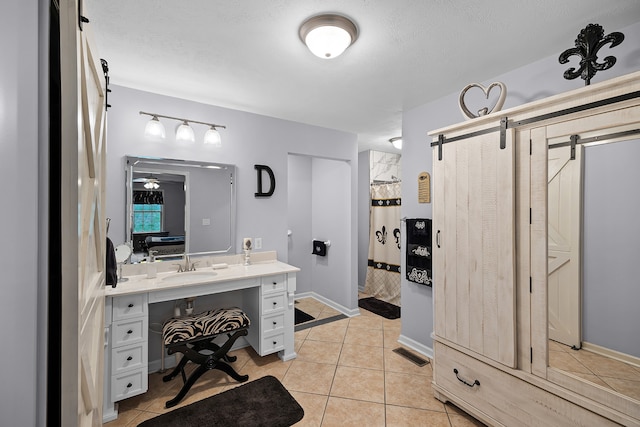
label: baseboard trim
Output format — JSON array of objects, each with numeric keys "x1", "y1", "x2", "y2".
[
  {"x1": 295, "y1": 292, "x2": 360, "y2": 317},
  {"x1": 398, "y1": 334, "x2": 434, "y2": 360},
  {"x1": 582, "y1": 341, "x2": 640, "y2": 368}
]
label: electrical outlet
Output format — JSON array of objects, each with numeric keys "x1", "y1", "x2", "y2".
[
  {"x1": 254, "y1": 237, "x2": 262, "y2": 249},
  {"x1": 202, "y1": 218, "x2": 210, "y2": 225}
]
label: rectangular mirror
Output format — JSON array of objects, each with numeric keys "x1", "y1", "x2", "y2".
[{"x1": 125, "y1": 156, "x2": 236, "y2": 261}]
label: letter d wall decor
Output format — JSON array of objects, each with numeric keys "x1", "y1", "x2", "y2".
[{"x1": 255, "y1": 164, "x2": 276, "y2": 197}]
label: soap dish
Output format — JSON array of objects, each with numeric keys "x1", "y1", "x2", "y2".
[{"x1": 212, "y1": 263, "x2": 229, "y2": 270}]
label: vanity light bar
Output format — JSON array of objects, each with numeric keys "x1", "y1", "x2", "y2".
[
  {"x1": 139, "y1": 111, "x2": 226, "y2": 130},
  {"x1": 140, "y1": 111, "x2": 226, "y2": 145}
]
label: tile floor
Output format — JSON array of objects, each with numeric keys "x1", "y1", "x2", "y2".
[
  {"x1": 548, "y1": 340, "x2": 640, "y2": 402},
  {"x1": 104, "y1": 296, "x2": 485, "y2": 426}
]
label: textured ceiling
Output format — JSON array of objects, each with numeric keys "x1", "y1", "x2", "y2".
[{"x1": 84, "y1": 0, "x2": 640, "y2": 152}]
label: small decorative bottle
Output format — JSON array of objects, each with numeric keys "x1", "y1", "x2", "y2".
[{"x1": 147, "y1": 250, "x2": 158, "y2": 279}]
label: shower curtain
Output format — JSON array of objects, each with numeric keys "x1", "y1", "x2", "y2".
[{"x1": 364, "y1": 182, "x2": 401, "y2": 306}]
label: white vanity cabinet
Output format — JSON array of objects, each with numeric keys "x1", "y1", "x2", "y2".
[
  {"x1": 102, "y1": 259, "x2": 299, "y2": 423},
  {"x1": 430, "y1": 71, "x2": 640, "y2": 426}
]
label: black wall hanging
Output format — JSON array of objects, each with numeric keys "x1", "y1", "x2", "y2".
[
  {"x1": 254, "y1": 164, "x2": 276, "y2": 197},
  {"x1": 559, "y1": 23, "x2": 624, "y2": 86}
]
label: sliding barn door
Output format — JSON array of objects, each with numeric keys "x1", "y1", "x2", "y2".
[
  {"x1": 60, "y1": 2, "x2": 107, "y2": 425},
  {"x1": 433, "y1": 130, "x2": 517, "y2": 368}
]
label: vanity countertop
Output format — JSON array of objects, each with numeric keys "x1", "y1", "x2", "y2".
[{"x1": 106, "y1": 260, "x2": 300, "y2": 298}]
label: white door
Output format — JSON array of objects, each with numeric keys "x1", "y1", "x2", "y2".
[
  {"x1": 433, "y1": 130, "x2": 517, "y2": 368},
  {"x1": 547, "y1": 145, "x2": 582, "y2": 348},
  {"x1": 60, "y1": 2, "x2": 107, "y2": 425}
]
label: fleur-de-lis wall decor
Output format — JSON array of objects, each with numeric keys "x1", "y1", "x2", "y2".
[{"x1": 559, "y1": 23, "x2": 624, "y2": 86}]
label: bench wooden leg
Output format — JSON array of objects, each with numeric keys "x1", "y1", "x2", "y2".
[{"x1": 163, "y1": 328, "x2": 249, "y2": 408}]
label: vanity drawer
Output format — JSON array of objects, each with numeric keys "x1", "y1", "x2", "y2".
[
  {"x1": 261, "y1": 333, "x2": 284, "y2": 353},
  {"x1": 433, "y1": 342, "x2": 616, "y2": 426},
  {"x1": 263, "y1": 293, "x2": 286, "y2": 315},
  {"x1": 112, "y1": 294, "x2": 147, "y2": 320},
  {"x1": 262, "y1": 312, "x2": 285, "y2": 334},
  {"x1": 111, "y1": 369, "x2": 148, "y2": 402},
  {"x1": 262, "y1": 275, "x2": 286, "y2": 293},
  {"x1": 112, "y1": 318, "x2": 147, "y2": 347},
  {"x1": 112, "y1": 342, "x2": 147, "y2": 375}
]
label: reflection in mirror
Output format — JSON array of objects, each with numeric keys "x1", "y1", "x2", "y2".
[
  {"x1": 126, "y1": 156, "x2": 236, "y2": 262},
  {"x1": 548, "y1": 135, "x2": 640, "y2": 403}
]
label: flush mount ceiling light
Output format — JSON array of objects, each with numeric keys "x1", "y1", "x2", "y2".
[
  {"x1": 389, "y1": 136, "x2": 402, "y2": 150},
  {"x1": 299, "y1": 14, "x2": 358, "y2": 59},
  {"x1": 140, "y1": 111, "x2": 226, "y2": 146}
]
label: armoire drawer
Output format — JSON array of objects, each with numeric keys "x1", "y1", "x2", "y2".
[
  {"x1": 263, "y1": 293, "x2": 285, "y2": 315},
  {"x1": 433, "y1": 342, "x2": 617, "y2": 426},
  {"x1": 262, "y1": 275, "x2": 286, "y2": 293}
]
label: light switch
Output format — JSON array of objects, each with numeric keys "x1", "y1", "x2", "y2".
[
  {"x1": 255, "y1": 238, "x2": 262, "y2": 249},
  {"x1": 202, "y1": 218, "x2": 211, "y2": 225}
]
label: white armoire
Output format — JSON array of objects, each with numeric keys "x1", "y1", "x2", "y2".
[{"x1": 430, "y1": 71, "x2": 640, "y2": 426}]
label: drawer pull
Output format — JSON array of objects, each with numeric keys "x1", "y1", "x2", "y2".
[
  {"x1": 126, "y1": 356, "x2": 133, "y2": 361},
  {"x1": 126, "y1": 382, "x2": 133, "y2": 388},
  {"x1": 127, "y1": 329, "x2": 133, "y2": 334},
  {"x1": 273, "y1": 301, "x2": 277, "y2": 306},
  {"x1": 128, "y1": 303, "x2": 134, "y2": 308},
  {"x1": 273, "y1": 321, "x2": 277, "y2": 325},
  {"x1": 272, "y1": 281, "x2": 277, "y2": 285},
  {"x1": 454, "y1": 368, "x2": 480, "y2": 388}
]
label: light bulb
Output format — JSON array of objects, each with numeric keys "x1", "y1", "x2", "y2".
[
  {"x1": 175, "y1": 121, "x2": 195, "y2": 143},
  {"x1": 144, "y1": 116, "x2": 166, "y2": 141},
  {"x1": 203, "y1": 126, "x2": 222, "y2": 147}
]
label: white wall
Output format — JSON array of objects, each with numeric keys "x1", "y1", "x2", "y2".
[
  {"x1": 311, "y1": 157, "x2": 357, "y2": 309},
  {"x1": 105, "y1": 86, "x2": 359, "y2": 309},
  {"x1": 287, "y1": 154, "x2": 313, "y2": 293},
  {"x1": 0, "y1": 1, "x2": 44, "y2": 426},
  {"x1": 583, "y1": 140, "x2": 640, "y2": 357},
  {"x1": 357, "y1": 151, "x2": 371, "y2": 288},
  {"x1": 401, "y1": 20, "x2": 640, "y2": 353}
]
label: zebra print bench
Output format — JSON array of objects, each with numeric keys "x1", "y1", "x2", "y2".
[{"x1": 161, "y1": 307, "x2": 250, "y2": 408}]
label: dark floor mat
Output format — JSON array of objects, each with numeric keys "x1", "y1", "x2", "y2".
[
  {"x1": 358, "y1": 297, "x2": 400, "y2": 319},
  {"x1": 294, "y1": 308, "x2": 315, "y2": 325}
]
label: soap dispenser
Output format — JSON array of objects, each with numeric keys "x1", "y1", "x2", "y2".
[{"x1": 147, "y1": 250, "x2": 158, "y2": 279}]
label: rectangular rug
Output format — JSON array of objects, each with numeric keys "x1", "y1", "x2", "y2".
[
  {"x1": 358, "y1": 297, "x2": 401, "y2": 319},
  {"x1": 294, "y1": 307, "x2": 315, "y2": 325},
  {"x1": 138, "y1": 375, "x2": 304, "y2": 427}
]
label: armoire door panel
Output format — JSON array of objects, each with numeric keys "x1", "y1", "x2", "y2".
[{"x1": 433, "y1": 129, "x2": 517, "y2": 368}]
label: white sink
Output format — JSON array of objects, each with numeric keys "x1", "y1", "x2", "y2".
[{"x1": 161, "y1": 271, "x2": 218, "y2": 284}]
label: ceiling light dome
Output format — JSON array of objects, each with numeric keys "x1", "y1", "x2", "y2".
[
  {"x1": 299, "y1": 14, "x2": 358, "y2": 59},
  {"x1": 389, "y1": 136, "x2": 402, "y2": 150}
]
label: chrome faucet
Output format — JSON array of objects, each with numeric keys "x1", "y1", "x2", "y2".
[{"x1": 176, "y1": 254, "x2": 198, "y2": 272}]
